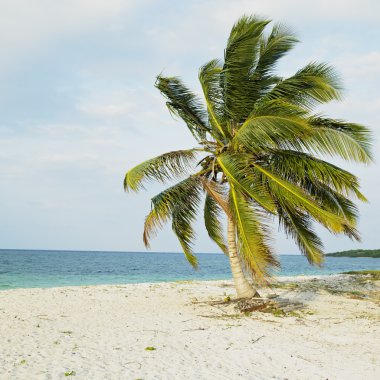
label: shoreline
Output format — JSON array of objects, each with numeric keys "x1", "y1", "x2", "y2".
[
  {"x1": 0, "y1": 273, "x2": 362, "y2": 292},
  {"x1": 0, "y1": 274, "x2": 379, "y2": 379}
]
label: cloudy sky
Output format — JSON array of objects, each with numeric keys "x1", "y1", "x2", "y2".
[{"x1": 0, "y1": 0, "x2": 379, "y2": 255}]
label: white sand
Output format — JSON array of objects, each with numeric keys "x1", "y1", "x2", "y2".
[{"x1": 0, "y1": 277, "x2": 379, "y2": 380}]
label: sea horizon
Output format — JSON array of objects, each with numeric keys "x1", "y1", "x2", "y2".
[
  {"x1": 1, "y1": 248, "x2": 379, "y2": 290},
  {"x1": 1, "y1": 248, "x2": 304, "y2": 255}
]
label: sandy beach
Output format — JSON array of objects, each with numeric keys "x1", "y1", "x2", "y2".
[{"x1": 0, "y1": 275, "x2": 379, "y2": 380}]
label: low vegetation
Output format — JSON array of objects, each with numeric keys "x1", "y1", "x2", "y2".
[
  {"x1": 274, "y1": 272, "x2": 380, "y2": 303},
  {"x1": 326, "y1": 249, "x2": 380, "y2": 258},
  {"x1": 342, "y1": 270, "x2": 380, "y2": 280}
]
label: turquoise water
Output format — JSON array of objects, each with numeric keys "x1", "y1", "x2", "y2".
[{"x1": 0, "y1": 249, "x2": 379, "y2": 290}]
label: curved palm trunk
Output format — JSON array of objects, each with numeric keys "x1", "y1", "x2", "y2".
[{"x1": 227, "y1": 216, "x2": 260, "y2": 298}]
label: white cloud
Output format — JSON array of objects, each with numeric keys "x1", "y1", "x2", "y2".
[
  {"x1": 336, "y1": 51, "x2": 380, "y2": 80},
  {"x1": 77, "y1": 102, "x2": 135, "y2": 118},
  {"x1": 0, "y1": 0, "x2": 148, "y2": 76},
  {"x1": 190, "y1": 0, "x2": 380, "y2": 25},
  {"x1": 75, "y1": 89, "x2": 141, "y2": 118}
]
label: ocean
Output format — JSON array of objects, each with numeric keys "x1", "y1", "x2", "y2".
[{"x1": 0, "y1": 249, "x2": 379, "y2": 290}]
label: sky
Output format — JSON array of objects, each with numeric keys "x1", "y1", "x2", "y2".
[{"x1": 0, "y1": 0, "x2": 379, "y2": 255}]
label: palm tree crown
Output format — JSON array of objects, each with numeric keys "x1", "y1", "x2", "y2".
[{"x1": 124, "y1": 15, "x2": 372, "y2": 285}]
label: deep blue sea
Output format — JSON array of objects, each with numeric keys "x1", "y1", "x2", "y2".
[{"x1": 0, "y1": 249, "x2": 379, "y2": 290}]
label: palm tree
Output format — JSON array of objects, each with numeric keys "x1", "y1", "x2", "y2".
[{"x1": 124, "y1": 15, "x2": 372, "y2": 298}]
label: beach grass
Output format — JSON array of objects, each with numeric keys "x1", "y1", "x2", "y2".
[{"x1": 342, "y1": 270, "x2": 380, "y2": 279}]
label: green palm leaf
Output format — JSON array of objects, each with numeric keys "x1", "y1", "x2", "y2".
[
  {"x1": 199, "y1": 59, "x2": 228, "y2": 141},
  {"x1": 172, "y1": 205, "x2": 199, "y2": 268},
  {"x1": 229, "y1": 184, "x2": 279, "y2": 283},
  {"x1": 247, "y1": 23, "x2": 298, "y2": 102},
  {"x1": 255, "y1": 23, "x2": 298, "y2": 77},
  {"x1": 143, "y1": 176, "x2": 202, "y2": 267},
  {"x1": 204, "y1": 194, "x2": 228, "y2": 254},
  {"x1": 278, "y1": 206, "x2": 324, "y2": 265},
  {"x1": 305, "y1": 116, "x2": 373, "y2": 163},
  {"x1": 124, "y1": 149, "x2": 199, "y2": 192},
  {"x1": 217, "y1": 153, "x2": 276, "y2": 213},
  {"x1": 301, "y1": 181, "x2": 360, "y2": 240},
  {"x1": 263, "y1": 62, "x2": 342, "y2": 109},
  {"x1": 155, "y1": 75, "x2": 210, "y2": 140},
  {"x1": 253, "y1": 163, "x2": 351, "y2": 233},
  {"x1": 266, "y1": 149, "x2": 367, "y2": 201},
  {"x1": 232, "y1": 114, "x2": 311, "y2": 152},
  {"x1": 222, "y1": 15, "x2": 269, "y2": 121}
]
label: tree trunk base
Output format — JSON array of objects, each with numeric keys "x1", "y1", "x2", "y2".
[
  {"x1": 227, "y1": 216, "x2": 261, "y2": 300},
  {"x1": 236, "y1": 288, "x2": 260, "y2": 299}
]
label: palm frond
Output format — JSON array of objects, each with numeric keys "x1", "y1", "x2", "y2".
[
  {"x1": 171, "y1": 179, "x2": 203, "y2": 268},
  {"x1": 305, "y1": 116, "x2": 373, "y2": 163},
  {"x1": 143, "y1": 208, "x2": 166, "y2": 248},
  {"x1": 155, "y1": 75, "x2": 210, "y2": 141},
  {"x1": 265, "y1": 149, "x2": 367, "y2": 201},
  {"x1": 222, "y1": 15, "x2": 270, "y2": 121},
  {"x1": 278, "y1": 206, "x2": 324, "y2": 265},
  {"x1": 247, "y1": 23, "x2": 298, "y2": 101},
  {"x1": 263, "y1": 62, "x2": 342, "y2": 109},
  {"x1": 253, "y1": 163, "x2": 352, "y2": 234},
  {"x1": 232, "y1": 114, "x2": 311, "y2": 152},
  {"x1": 199, "y1": 59, "x2": 228, "y2": 141},
  {"x1": 204, "y1": 194, "x2": 228, "y2": 254},
  {"x1": 143, "y1": 176, "x2": 202, "y2": 267},
  {"x1": 172, "y1": 207, "x2": 199, "y2": 268},
  {"x1": 253, "y1": 97, "x2": 310, "y2": 118},
  {"x1": 255, "y1": 23, "x2": 298, "y2": 77},
  {"x1": 124, "y1": 149, "x2": 199, "y2": 192},
  {"x1": 301, "y1": 181, "x2": 361, "y2": 240},
  {"x1": 217, "y1": 153, "x2": 276, "y2": 213},
  {"x1": 229, "y1": 184, "x2": 279, "y2": 283}
]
